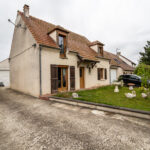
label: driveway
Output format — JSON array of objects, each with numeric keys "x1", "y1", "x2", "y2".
[{"x1": 0, "y1": 88, "x2": 150, "y2": 150}]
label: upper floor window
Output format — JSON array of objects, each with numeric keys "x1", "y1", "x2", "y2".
[
  {"x1": 98, "y1": 46, "x2": 103, "y2": 56},
  {"x1": 58, "y1": 35, "x2": 66, "y2": 58}
]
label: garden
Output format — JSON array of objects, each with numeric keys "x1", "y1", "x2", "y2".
[{"x1": 55, "y1": 85, "x2": 150, "y2": 112}]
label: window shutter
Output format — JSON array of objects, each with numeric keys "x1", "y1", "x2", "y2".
[
  {"x1": 70, "y1": 66, "x2": 75, "y2": 90},
  {"x1": 100, "y1": 68, "x2": 103, "y2": 79},
  {"x1": 51, "y1": 65, "x2": 58, "y2": 94},
  {"x1": 105, "y1": 69, "x2": 107, "y2": 79},
  {"x1": 97, "y1": 68, "x2": 100, "y2": 80}
]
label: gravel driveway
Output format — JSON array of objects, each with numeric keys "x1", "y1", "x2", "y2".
[{"x1": 0, "y1": 88, "x2": 150, "y2": 150}]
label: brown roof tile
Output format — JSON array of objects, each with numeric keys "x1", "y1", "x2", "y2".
[{"x1": 89, "y1": 40, "x2": 104, "y2": 46}]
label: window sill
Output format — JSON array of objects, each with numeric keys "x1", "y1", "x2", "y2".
[
  {"x1": 59, "y1": 56, "x2": 68, "y2": 59},
  {"x1": 100, "y1": 79, "x2": 106, "y2": 81}
]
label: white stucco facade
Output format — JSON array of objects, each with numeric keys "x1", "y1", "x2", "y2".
[
  {"x1": 41, "y1": 47, "x2": 110, "y2": 95},
  {"x1": 10, "y1": 13, "x2": 40, "y2": 97}
]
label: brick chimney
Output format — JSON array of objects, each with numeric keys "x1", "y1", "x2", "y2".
[
  {"x1": 23, "y1": 4, "x2": 29, "y2": 17},
  {"x1": 117, "y1": 52, "x2": 121, "y2": 56}
]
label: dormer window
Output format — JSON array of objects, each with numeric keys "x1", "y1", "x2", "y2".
[
  {"x1": 48, "y1": 25, "x2": 69, "y2": 59},
  {"x1": 58, "y1": 34, "x2": 66, "y2": 58},
  {"x1": 89, "y1": 40, "x2": 104, "y2": 57},
  {"x1": 98, "y1": 46, "x2": 103, "y2": 56}
]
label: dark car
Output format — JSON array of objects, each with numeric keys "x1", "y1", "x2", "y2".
[
  {"x1": 118, "y1": 74, "x2": 141, "y2": 87},
  {"x1": 0, "y1": 82, "x2": 4, "y2": 87}
]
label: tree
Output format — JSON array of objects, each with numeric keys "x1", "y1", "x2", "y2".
[{"x1": 139, "y1": 41, "x2": 150, "y2": 65}]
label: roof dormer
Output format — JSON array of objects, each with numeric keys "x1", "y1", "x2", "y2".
[
  {"x1": 89, "y1": 41, "x2": 104, "y2": 57},
  {"x1": 48, "y1": 26, "x2": 69, "y2": 58}
]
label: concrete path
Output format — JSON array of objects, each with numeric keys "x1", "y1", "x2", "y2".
[{"x1": 0, "y1": 88, "x2": 150, "y2": 150}]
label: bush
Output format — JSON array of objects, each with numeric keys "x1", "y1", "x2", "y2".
[{"x1": 134, "y1": 64, "x2": 150, "y2": 88}]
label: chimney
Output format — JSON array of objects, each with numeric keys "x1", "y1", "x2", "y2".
[
  {"x1": 117, "y1": 52, "x2": 121, "y2": 56},
  {"x1": 23, "y1": 4, "x2": 29, "y2": 17}
]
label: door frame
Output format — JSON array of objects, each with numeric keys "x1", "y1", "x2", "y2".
[
  {"x1": 58, "y1": 65, "x2": 68, "y2": 92},
  {"x1": 80, "y1": 67, "x2": 85, "y2": 89}
]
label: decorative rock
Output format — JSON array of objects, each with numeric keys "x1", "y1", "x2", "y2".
[
  {"x1": 129, "y1": 86, "x2": 133, "y2": 90},
  {"x1": 125, "y1": 91, "x2": 136, "y2": 98},
  {"x1": 141, "y1": 93, "x2": 147, "y2": 98},
  {"x1": 72, "y1": 93, "x2": 79, "y2": 98},
  {"x1": 127, "y1": 83, "x2": 135, "y2": 90}
]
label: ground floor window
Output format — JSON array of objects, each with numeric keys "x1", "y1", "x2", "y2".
[{"x1": 97, "y1": 68, "x2": 107, "y2": 80}]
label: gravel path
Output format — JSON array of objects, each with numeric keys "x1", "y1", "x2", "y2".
[{"x1": 0, "y1": 87, "x2": 150, "y2": 150}]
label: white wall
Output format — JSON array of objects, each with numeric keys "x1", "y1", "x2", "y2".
[
  {"x1": 10, "y1": 13, "x2": 40, "y2": 97},
  {"x1": 117, "y1": 67, "x2": 123, "y2": 78},
  {"x1": 0, "y1": 71, "x2": 10, "y2": 87},
  {"x1": 118, "y1": 55, "x2": 136, "y2": 67},
  {"x1": 41, "y1": 47, "x2": 110, "y2": 95}
]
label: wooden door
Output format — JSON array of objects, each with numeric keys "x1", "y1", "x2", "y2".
[{"x1": 80, "y1": 67, "x2": 85, "y2": 89}]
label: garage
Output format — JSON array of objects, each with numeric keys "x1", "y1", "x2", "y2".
[
  {"x1": 0, "y1": 59, "x2": 10, "y2": 87},
  {"x1": 110, "y1": 69, "x2": 117, "y2": 83}
]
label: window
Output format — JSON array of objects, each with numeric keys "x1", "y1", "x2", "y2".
[
  {"x1": 97, "y1": 68, "x2": 107, "y2": 80},
  {"x1": 58, "y1": 35, "x2": 66, "y2": 58},
  {"x1": 98, "y1": 46, "x2": 103, "y2": 56},
  {"x1": 114, "y1": 58, "x2": 120, "y2": 64}
]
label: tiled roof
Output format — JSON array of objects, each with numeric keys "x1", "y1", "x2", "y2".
[
  {"x1": 89, "y1": 40, "x2": 104, "y2": 46},
  {"x1": 18, "y1": 11, "x2": 99, "y2": 61},
  {"x1": 18, "y1": 11, "x2": 134, "y2": 70}
]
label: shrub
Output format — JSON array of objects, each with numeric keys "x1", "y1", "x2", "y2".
[{"x1": 134, "y1": 64, "x2": 150, "y2": 88}]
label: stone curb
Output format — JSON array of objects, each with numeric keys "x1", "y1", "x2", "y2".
[{"x1": 49, "y1": 96, "x2": 150, "y2": 120}]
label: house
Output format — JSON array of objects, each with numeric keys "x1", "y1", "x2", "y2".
[
  {"x1": 9, "y1": 5, "x2": 135, "y2": 97},
  {"x1": 117, "y1": 52, "x2": 136, "y2": 68},
  {"x1": 9, "y1": 5, "x2": 111, "y2": 97},
  {"x1": 0, "y1": 58, "x2": 10, "y2": 87},
  {"x1": 104, "y1": 51, "x2": 135, "y2": 83}
]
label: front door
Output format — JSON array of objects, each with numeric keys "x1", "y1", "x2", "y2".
[
  {"x1": 80, "y1": 67, "x2": 85, "y2": 89},
  {"x1": 58, "y1": 66, "x2": 68, "y2": 91}
]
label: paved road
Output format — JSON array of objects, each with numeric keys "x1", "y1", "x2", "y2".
[{"x1": 0, "y1": 88, "x2": 150, "y2": 150}]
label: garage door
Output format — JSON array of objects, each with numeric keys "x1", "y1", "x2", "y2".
[{"x1": 110, "y1": 69, "x2": 117, "y2": 83}]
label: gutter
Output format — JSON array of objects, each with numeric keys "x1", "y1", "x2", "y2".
[{"x1": 39, "y1": 44, "x2": 60, "y2": 50}]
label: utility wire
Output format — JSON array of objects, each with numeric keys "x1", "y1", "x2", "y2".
[{"x1": 9, "y1": 44, "x2": 36, "y2": 60}]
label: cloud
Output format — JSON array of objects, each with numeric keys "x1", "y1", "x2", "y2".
[{"x1": 0, "y1": 0, "x2": 150, "y2": 64}]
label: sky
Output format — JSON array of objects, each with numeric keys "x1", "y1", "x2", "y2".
[{"x1": 0, "y1": 0, "x2": 150, "y2": 64}]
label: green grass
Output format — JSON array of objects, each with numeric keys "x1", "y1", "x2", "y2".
[{"x1": 55, "y1": 86, "x2": 150, "y2": 111}]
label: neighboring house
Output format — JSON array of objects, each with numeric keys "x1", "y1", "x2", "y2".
[
  {"x1": 9, "y1": 5, "x2": 110, "y2": 97},
  {"x1": 0, "y1": 58, "x2": 10, "y2": 87},
  {"x1": 104, "y1": 51, "x2": 135, "y2": 83},
  {"x1": 117, "y1": 52, "x2": 136, "y2": 68}
]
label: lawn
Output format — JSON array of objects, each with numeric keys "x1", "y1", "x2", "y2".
[{"x1": 55, "y1": 86, "x2": 150, "y2": 111}]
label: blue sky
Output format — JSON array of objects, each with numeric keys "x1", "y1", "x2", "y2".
[{"x1": 0, "y1": 0, "x2": 150, "y2": 63}]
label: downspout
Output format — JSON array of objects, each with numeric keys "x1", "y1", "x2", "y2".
[{"x1": 39, "y1": 46, "x2": 42, "y2": 96}]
